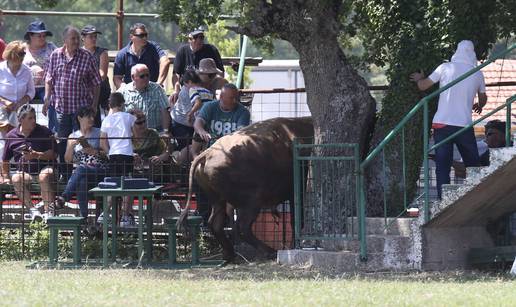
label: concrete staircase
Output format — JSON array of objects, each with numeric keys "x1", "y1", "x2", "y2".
[
  {"x1": 422, "y1": 146, "x2": 516, "y2": 270},
  {"x1": 279, "y1": 146, "x2": 516, "y2": 271},
  {"x1": 277, "y1": 217, "x2": 421, "y2": 271}
]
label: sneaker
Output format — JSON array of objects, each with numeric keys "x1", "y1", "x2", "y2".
[
  {"x1": 29, "y1": 208, "x2": 43, "y2": 223},
  {"x1": 54, "y1": 196, "x2": 66, "y2": 210},
  {"x1": 42, "y1": 211, "x2": 54, "y2": 223},
  {"x1": 97, "y1": 212, "x2": 112, "y2": 225},
  {"x1": 171, "y1": 151, "x2": 181, "y2": 165},
  {"x1": 120, "y1": 214, "x2": 136, "y2": 228}
]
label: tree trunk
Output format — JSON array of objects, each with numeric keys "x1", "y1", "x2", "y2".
[
  {"x1": 291, "y1": 34, "x2": 376, "y2": 234},
  {"x1": 234, "y1": 0, "x2": 375, "y2": 234}
]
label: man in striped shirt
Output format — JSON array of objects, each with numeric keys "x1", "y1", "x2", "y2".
[
  {"x1": 43, "y1": 26, "x2": 101, "y2": 171},
  {"x1": 117, "y1": 63, "x2": 170, "y2": 132}
]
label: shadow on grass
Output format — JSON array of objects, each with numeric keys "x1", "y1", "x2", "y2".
[{"x1": 139, "y1": 260, "x2": 515, "y2": 282}]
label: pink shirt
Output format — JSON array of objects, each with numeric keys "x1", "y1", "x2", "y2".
[{"x1": 45, "y1": 47, "x2": 101, "y2": 114}]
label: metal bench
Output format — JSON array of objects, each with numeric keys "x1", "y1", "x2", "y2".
[
  {"x1": 165, "y1": 216, "x2": 203, "y2": 266},
  {"x1": 47, "y1": 216, "x2": 85, "y2": 264}
]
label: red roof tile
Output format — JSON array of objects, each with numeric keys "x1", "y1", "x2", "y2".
[{"x1": 472, "y1": 59, "x2": 516, "y2": 125}]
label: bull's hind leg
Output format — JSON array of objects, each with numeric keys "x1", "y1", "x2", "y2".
[
  {"x1": 208, "y1": 201, "x2": 235, "y2": 263},
  {"x1": 238, "y1": 207, "x2": 276, "y2": 259}
]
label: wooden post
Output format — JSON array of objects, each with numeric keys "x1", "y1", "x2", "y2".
[{"x1": 117, "y1": 0, "x2": 124, "y2": 50}]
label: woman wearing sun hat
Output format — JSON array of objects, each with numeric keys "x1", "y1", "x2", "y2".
[{"x1": 22, "y1": 20, "x2": 57, "y2": 132}]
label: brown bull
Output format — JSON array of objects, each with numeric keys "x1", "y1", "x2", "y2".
[{"x1": 178, "y1": 117, "x2": 314, "y2": 262}]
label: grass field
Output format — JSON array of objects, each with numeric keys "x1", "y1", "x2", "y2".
[{"x1": 1, "y1": 261, "x2": 515, "y2": 306}]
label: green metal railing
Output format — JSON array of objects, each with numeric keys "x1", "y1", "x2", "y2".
[
  {"x1": 293, "y1": 141, "x2": 360, "y2": 247},
  {"x1": 358, "y1": 43, "x2": 516, "y2": 260}
]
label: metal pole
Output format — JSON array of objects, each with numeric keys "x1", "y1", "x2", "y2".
[
  {"x1": 117, "y1": 0, "x2": 124, "y2": 50},
  {"x1": 1, "y1": 9, "x2": 157, "y2": 18},
  {"x1": 359, "y1": 166, "x2": 367, "y2": 261},
  {"x1": 423, "y1": 101, "x2": 430, "y2": 223},
  {"x1": 236, "y1": 35, "x2": 248, "y2": 89},
  {"x1": 506, "y1": 102, "x2": 512, "y2": 147}
]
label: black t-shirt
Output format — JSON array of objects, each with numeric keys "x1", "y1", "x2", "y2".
[{"x1": 173, "y1": 43, "x2": 224, "y2": 77}]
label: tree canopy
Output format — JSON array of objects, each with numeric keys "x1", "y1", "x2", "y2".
[{"x1": 156, "y1": 0, "x2": 516, "y2": 214}]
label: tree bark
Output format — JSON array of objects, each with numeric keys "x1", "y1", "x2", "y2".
[
  {"x1": 287, "y1": 7, "x2": 376, "y2": 234},
  {"x1": 235, "y1": 1, "x2": 376, "y2": 233}
]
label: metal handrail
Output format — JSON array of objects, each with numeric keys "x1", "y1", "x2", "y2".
[
  {"x1": 361, "y1": 43, "x2": 516, "y2": 169},
  {"x1": 357, "y1": 42, "x2": 516, "y2": 260},
  {"x1": 430, "y1": 94, "x2": 516, "y2": 153}
]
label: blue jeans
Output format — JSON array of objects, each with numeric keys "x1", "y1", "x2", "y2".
[
  {"x1": 57, "y1": 112, "x2": 79, "y2": 176},
  {"x1": 171, "y1": 121, "x2": 194, "y2": 150},
  {"x1": 62, "y1": 164, "x2": 107, "y2": 217},
  {"x1": 47, "y1": 106, "x2": 59, "y2": 134},
  {"x1": 434, "y1": 125, "x2": 480, "y2": 198}
]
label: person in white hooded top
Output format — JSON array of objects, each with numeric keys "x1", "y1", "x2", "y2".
[{"x1": 410, "y1": 40, "x2": 487, "y2": 198}]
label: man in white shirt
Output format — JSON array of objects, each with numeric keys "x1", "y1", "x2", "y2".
[{"x1": 410, "y1": 40, "x2": 487, "y2": 198}]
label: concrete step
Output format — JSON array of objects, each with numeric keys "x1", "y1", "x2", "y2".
[
  {"x1": 441, "y1": 183, "x2": 463, "y2": 196},
  {"x1": 464, "y1": 166, "x2": 486, "y2": 183},
  {"x1": 278, "y1": 242, "x2": 419, "y2": 271},
  {"x1": 320, "y1": 234, "x2": 412, "y2": 254},
  {"x1": 348, "y1": 217, "x2": 415, "y2": 236}
]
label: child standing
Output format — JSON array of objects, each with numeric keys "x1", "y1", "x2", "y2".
[{"x1": 100, "y1": 92, "x2": 137, "y2": 226}]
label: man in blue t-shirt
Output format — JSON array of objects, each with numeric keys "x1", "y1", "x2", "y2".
[
  {"x1": 194, "y1": 83, "x2": 250, "y2": 146},
  {"x1": 193, "y1": 83, "x2": 250, "y2": 225},
  {"x1": 113, "y1": 23, "x2": 170, "y2": 89}
]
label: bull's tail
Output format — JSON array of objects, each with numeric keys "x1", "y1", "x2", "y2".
[{"x1": 177, "y1": 150, "x2": 207, "y2": 232}]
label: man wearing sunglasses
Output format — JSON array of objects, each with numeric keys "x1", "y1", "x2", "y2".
[
  {"x1": 451, "y1": 120, "x2": 508, "y2": 179},
  {"x1": 117, "y1": 64, "x2": 170, "y2": 132},
  {"x1": 171, "y1": 27, "x2": 224, "y2": 103},
  {"x1": 113, "y1": 23, "x2": 170, "y2": 89}
]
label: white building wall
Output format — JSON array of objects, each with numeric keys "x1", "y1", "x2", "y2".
[{"x1": 249, "y1": 60, "x2": 310, "y2": 122}]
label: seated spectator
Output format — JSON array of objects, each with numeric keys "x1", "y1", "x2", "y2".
[
  {"x1": 0, "y1": 104, "x2": 57, "y2": 221},
  {"x1": 452, "y1": 120, "x2": 509, "y2": 178},
  {"x1": 194, "y1": 83, "x2": 250, "y2": 147},
  {"x1": 100, "y1": 92, "x2": 136, "y2": 226},
  {"x1": 54, "y1": 106, "x2": 108, "y2": 218},
  {"x1": 170, "y1": 70, "x2": 213, "y2": 148},
  {"x1": 192, "y1": 83, "x2": 250, "y2": 222},
  {"x1": 197, "y1": 58, "x2": 228, "y2": 94},
  {"x1": 0, "y1": 41, "x2": 35, "y2": 154},
  {"x1": 130, "y1": 109, "x2": 171, "y2": 182},
  {"x1": 117, "y1": 64, "x2": 170, "y2": 132}
]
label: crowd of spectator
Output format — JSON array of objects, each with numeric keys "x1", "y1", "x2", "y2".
[{"x1": 0, "y1": 19, "x2": 253, "y2": 224}]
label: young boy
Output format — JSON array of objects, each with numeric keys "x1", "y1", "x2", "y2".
[
  {"x1": 100, "y1": 92, "x2": 137, "y2": 226},
  {"x1": 170, "y1": 69, "x2": 214, "y2": 165}
]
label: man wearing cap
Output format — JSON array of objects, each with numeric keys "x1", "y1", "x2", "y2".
[
  {"x1": 117, "y1": 63, "x2": 170, "y2": 132},
  {"x1": 43, "y1": 26, "x2": 101, "y2": 172},
  {"x1": 171, "y1": 27, "x2": 224, "y2": 103},
  {"x1": 113, "y1": 23, "x2": 170, "y2": 89},
  {"x1": 410, "y1": 40, "x2": 487, "y2": 198},
  {"x1": 81, "y1": 25, "x2": 110, "y2": 128}
]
